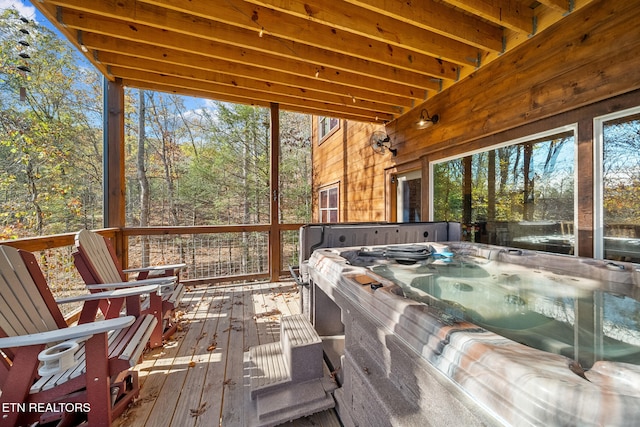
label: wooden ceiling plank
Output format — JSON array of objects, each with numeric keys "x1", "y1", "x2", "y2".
[
  {"x1": 264, "y1": 0, "x2": 503, "y2": 52},
  {"x1": 444, "y1": 0, "x2": 534, "y2": 34},
  {"x1": 117, "y1": 70, "x2": 394, "y2": 122},
  {"x1": 124, "y1": 78, "x2": 383, "y2": 123},
  {"x1": 46, "y1": 0, "x2": 455, "y2": 86},
  {"x1": 536, "y1": 0, "x2": 571, "y2": 14},
  {"x1": 82, "y1": 32, "x2": 415, "y2": 108},
  {"x1": 99, "y1": 53, "x2": 404, "y2": 115},
  {"x1": 29, "y1": 2, "x2": 113, "y2": 79},
  {"x1": 58, "y1": 7, "x2": 438, "y2": 97},
  {"x1": 139, "y1": 0, "x2": 479, "y2": 68},
  {"x1": 245, "y1": 0, "x2": 502, "y2": 53}
]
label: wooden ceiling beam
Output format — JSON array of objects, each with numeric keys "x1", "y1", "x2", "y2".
[
  {"x1": 116, "y1": 70, "x2": 394, "y2": 122},
  {"x1": 46, "y1": 1, "x2": 455, "y2": 85},
  {"x1": 445, "y1": 0, "x2": 535, "y2": 34},
  {"x1": 98, "y1": 53, "x2": 404, "y2": 116},
  {"x1": 29, "y1": 2, "x2": 113, "y2": 80},
  {"x1": 56, "y1": 7, "x2": 438, "y2": 97},
  {"x1": 124, "y1": 78, "x2": 385, "y2": 123},
  {"x1": 82, "y1": 32, "x2": 416, "y2": 108},
  {"x1": 536, "y1": 0, "x2": 572, "y2": 14},
  {"x1": 139, "y1": 0, "x2": 479, "y2": 68},
  {"x1": 259, "y1": 0, "x2": 503, "y2": 52},
  {"x1": 33, "y1": 0, "x2": 592, "y2": 124},
  {"x1": 245, "y1": 0, "x2": 502, "y2": 53}
]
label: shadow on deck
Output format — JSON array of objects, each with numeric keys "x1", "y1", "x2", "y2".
[{"x1": 115, "y1": 280, "x2": 341, "y2": 427}]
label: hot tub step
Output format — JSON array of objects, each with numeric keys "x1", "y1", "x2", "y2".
[
  {"x1": 246, "y1": 314, "x2": 337, "y2": 426},
  {"x1": 255, "y1": 377, "x2": 335, "y2": 425},
  {"x1": 244, "y1": 352, "x2": 338, "y2": 427},
  {"x1": 249, "y1": 342, "x2": 291, "y2": 399},
  {"x1": 280, "y1": 314, "x2": 323, "y2": 383}
]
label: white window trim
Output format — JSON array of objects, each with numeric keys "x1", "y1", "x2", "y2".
[
  {"x1": 318, "y1": 116, "x2": 339, "y2": 143},
  {"x1": 319, "y1": 184, "x2": 339, "y2": 223},
  {"x1": 593, "y1": 105, "x2": 640, "y2": 259}
]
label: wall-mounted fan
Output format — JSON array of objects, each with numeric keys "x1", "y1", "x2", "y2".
[{"x1": 370, "y1": 131, "x2": 397, "y2": 157}]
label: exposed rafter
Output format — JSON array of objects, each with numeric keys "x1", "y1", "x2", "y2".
[{"x1": 34, "y1": 0, "x2": 595, "y2": 122}]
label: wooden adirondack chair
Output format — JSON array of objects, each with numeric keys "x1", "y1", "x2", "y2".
[
  {"x1": 0, "y1": 245, "x2": 159, "y2": 427},
  {"x1": 72, "y1": 229, "x2": 186, "y2": 348}
]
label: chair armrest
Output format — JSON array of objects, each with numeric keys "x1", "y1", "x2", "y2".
[
  {"x1": 55, "y1": 284, "x2": 161, "y2": 304},
  {"x1": 84, "y1": 276, "x2": 177, "y2": 290},
  {"x1": 123, "y1": 263, "x2": 186, "y2": 274},
  {"x1": 0, "y1": 316, "x2": 135, "y2": 348}
]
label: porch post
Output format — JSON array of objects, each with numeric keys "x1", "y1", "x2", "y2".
[
  {"x1": 103, "y1": 77, "x2": 126, "y2": 228},
  {"x1": 103, "y1": 77, "x2": 126, "y2": 265},
  {"x1": 269, "y1": 103, "x2": 281, "y2": 282}
]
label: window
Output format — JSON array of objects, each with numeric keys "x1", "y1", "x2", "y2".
[
  {"x1": 431, "y1": 126, "x2": 576, "y2": 254},
  {"x1": 318, "y1": 116, "x2": 339, "y2": 142},
  {"x1": 595, "y1": 107, "x2": 640, "y2": 262},
  {"x1": 319, "y1": 185, "x2": 339, "y2": 223}
]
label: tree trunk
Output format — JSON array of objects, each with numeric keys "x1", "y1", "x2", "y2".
[{"x1": 137, "y1": 89, "x2": 150, "y2": 267}]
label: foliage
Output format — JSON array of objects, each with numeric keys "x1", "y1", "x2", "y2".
[
  {"x1": 0, "y1": 9, "x2": 103, "y2": 237},
  {"x1": 603, "y1": 114, "x2": 640, "y2": 226},
  {"x1": 0, "y1": 8, "x2": 311, "y2": 241}
]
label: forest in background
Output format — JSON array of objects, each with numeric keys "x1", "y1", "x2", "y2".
[{"x1": 0, "y1": 9, "x2": 311, "y2": 241}]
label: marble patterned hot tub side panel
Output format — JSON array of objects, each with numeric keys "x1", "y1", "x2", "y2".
[
  {"x1": 308, "y1": 248, "x2": 640, "y2": 427},
  {"x1": 308, "y1": 249, "x2": 503, "y2": 427}
]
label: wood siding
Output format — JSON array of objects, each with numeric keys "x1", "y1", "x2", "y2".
[
  {"x1": 312, "y1": 119, "x2": 389, "y2": 222},
  {"x1": 312, "y1": 0, "x2": 640, "y2": 257}
]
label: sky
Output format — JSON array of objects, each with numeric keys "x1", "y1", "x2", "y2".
[
  {"x1": 1, "y1": 0, "x2": 35, "y2": 22},
  {"x1": 1, "y1": 0, "x2": 213, "y2": 112}
]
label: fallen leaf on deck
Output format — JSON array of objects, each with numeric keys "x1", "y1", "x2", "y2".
[{"x1": 190, "y1": 402, "x2": 207, "y2": 417}]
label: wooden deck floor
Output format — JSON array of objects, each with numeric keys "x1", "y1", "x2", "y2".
[{"x1": 114, "y1": 281, "x2": 341, "y2": 427}]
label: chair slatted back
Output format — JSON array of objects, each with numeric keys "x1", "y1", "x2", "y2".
[
  {"x1": 75, "y1": 230, "x2": 125, "y2": 284},
  {"x1": 0, "y1": 246, "x2": 60, "y2": 339}
]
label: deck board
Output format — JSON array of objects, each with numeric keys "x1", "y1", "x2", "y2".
[{"x1": 115, "y1": 281, "x2": 340, "y2": 427}]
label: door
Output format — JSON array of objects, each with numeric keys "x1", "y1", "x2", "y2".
[{"x1": 396, "y1": 170, "x2": 422, "y2": 222}]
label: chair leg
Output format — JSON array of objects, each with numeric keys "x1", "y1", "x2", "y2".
[
  {"x1": 84, "y1": 333, "x2": 112, "y2": 427},
  {"x1": 111, "y1": 371, "x2": 140, "y2": 419},
  {"x1": 0, "y1": 345, "x2": 42, "y2": 427},
  {"x1": 148, "y1": 293, "x2": 164, "y2": 348}
]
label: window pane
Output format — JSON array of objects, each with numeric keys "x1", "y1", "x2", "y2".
[
  {"x1": 603, "y1": 113, "x2": 640, "y2": 262},
  {"x1": 319, "y1": 186, "x2": 338, "y2": 223},
  {"x1": 320, "y1": 189, "x2": 328, "y2": 209},
  {"x1": 433, "y1": 130, "x2": 575, "y2": 254},
  {"x1": 328, "y1": 187, "x2": 338, "y2": 208},
  {"x1": 319, "y1": 116, "x2": 338, "y2": 140}
]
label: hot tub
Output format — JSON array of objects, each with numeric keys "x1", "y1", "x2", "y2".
[{"x1": 305, "y1": 241, "x2": 640, "y2": 426}]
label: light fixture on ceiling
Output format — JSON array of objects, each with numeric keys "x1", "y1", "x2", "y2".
[
  {"x1": 259, "y1": 27, "x2": 264, "y2": 37},
  {"x1": 417, "y1": 109, "x2": 439, "y2": 129},
  {"x1": 77, "y1": 31, "x2": 89, "y2": 52}
]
